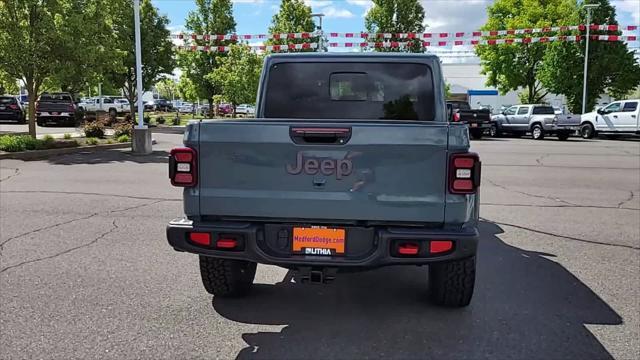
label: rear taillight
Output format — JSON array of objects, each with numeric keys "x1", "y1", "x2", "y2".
[
  {"x1": 169, "y1": 147, "x2": 197, "y2": 187},
  {"x1": 449, "y1": 153, "x2": 481, "y2": 194},
  {"x1": 453, "y1": 112, "x2": 461, "y2": 122},
  {"x1": 68, "y1": 103, "x2": 75, "y2": 112},
  {"x1": 8, "y1": 104, "x2": 18, "y2": 110}
]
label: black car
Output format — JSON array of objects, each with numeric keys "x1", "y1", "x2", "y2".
[
  {"x1": 0, "y1": 96, "x2": 27, "y2": 123},
  {"x1": 146, "y1": 99, "x2": 173, "y2": 112}
]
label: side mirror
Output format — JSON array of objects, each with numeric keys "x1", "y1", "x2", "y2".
[{"x1": 597, "y1": 109, "x2": 605, "y2": 115}]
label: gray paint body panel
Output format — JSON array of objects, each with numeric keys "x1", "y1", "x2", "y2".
[{"x1": 181, "y1": 53, "x2": 478, "y2": 227}]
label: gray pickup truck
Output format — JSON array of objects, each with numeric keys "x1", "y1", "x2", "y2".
[
  {"x1": 167, "y1": 53, "x2": 481, "y2": 307},
  {"x1": 491, "y1": 104, "x2": 580, "y2": 140}
]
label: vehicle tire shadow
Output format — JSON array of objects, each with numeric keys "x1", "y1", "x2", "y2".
[{"x1": 212, "y1": 221, "x2": 621, "y2": 360}]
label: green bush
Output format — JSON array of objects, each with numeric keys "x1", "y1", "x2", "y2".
[
  {"x1": 113, "y1": 122, "x2": 133, "y2": 137},
  {"x1": 117, "y1": 134, "x2": 130, "y2": 143},
  {"x1": 106, "y1": 139, "x2": 114, "y2": 144},
  {"x1": 156, "y1": 116, "x2": 166, "y2": 125},
  {"x1": 63, "y1": 133, "x2": 72, "y2": 140},
  {"x1": 86, "y1": 137, "x2": 99, "y2": 145},
  {"x1": 0, "y1": 135, "x2": 44, "y2": 152},
  {"x1": 83, "y1": 120, "x2": 106, "y2": 138},
  {"x1": 43, "y1": 134, "x2": 55, "y2": 144},
  {"x1": 143, "y1": 115, "x2": 151, "y2": 125}
]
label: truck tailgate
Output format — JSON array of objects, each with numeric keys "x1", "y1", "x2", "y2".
[{"x1": 195, "y1": 120, "x2": 449, "y2": 224}]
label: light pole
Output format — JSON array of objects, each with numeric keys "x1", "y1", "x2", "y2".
[
  {"x1": 581, "y1": 3, "x2": 599, "y2": 114},
  {"x1": 311, "y1": 13, "x2": 325, "y2": 52},
  {"x1": 132, "y1": 0, "x2": 152, "y2": 154}
]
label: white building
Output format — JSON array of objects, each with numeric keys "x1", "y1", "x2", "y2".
[{"x1": 441, "y1": 63, "x2": 612, "y2": 113}]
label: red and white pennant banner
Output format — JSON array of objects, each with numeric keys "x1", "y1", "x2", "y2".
[
  {"x1": 171, "y1": 25, "x2": 638, "y2": 42},
  {"x1": 173, "y1": 31, "x2": 320, "y2": 40},
  {"x1": 329, "y1": 35, "x2": 638, "y2": 48},
  {"x1": 328, "y1": 24, "x2": 639, "y2": 39},
  {"x1": 177, "y1": 43, "x2": 319, "y2": 52}
]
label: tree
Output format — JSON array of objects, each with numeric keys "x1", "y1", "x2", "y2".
[
  {"x1": 539, "y1": 0, "x2": 640, "y2": 113},
  {"x1": 365, "y1": 0, "x2": 425, "y2": 53},
  {"x1": 177, "y1": 75, "x2": 198, "y2": 103},
  {"x1": 178, "y1": 0, "x2": 236, "y2": 117},
  {"x1": 207, "y1": 45, "x2": 262, "y2": 116},
  {"x1": 475, "y1": 0, "x2": 578, "y2": 104},
  {"x1": 0, "y1": 0, "x2": 66, "y2": 136},
  {"x1": 106, "y1": 0, "x2": 175, "y2": 120},
  {"x1": 0, "y1": 70, "x2": 19, "y2": 95},
  {"x1": 49, "y1": 0, "x2": 117, "y2": 98},
  {"x1": 267, "y1": 0, "x2": 317, "y2": 52},
  {"x1": 156, "y1": 78, "x2": 178, "y2": 101}
]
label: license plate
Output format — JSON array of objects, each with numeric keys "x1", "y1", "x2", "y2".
[
  {"x1": 51, "y1": 112, "x2": 59, "y2": 115},
  {"x1": 292, "y1": 227, "x2": 346, "y2": 256},
  {"x1": 470, "y1": 123, "x2": 478, "y2": 127}
]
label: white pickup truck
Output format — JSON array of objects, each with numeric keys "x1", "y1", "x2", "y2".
[
  {"x1": 78, "y1": 97, "x2": 130, "y2": 118},
  {"x1": 579, "y1": 99, "x2": 640, "y2": 138}
]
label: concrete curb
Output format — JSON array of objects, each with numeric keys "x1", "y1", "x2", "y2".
[
  {"x1": 0, "y1": 143, "x2": 131, "y2": 161},
  {"x1": 152, "y1": 126, "x2": 185, "y2": 134}
]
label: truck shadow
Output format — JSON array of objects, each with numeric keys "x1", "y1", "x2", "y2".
[
  {"x1": 212, "y1": 221, "x2": 621, "y2": 360},
  {"x1": 45, "y1": 149, "x2": 169, "y2": 165}
]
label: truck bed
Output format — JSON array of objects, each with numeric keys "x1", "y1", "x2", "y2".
[{"x1": 184, "y1": 119, "x2": 454, "y2": 225}]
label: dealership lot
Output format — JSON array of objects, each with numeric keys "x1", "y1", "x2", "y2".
[{"x1": 0, "y1": 134, "x2": 638, "y2": 359}]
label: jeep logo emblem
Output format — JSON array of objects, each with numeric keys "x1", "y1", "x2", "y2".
[{"x1": 286, "y1": 152, "x2": 353, "y2": 180}]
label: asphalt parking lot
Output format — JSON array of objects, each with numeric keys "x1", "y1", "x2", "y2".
[{"x1": 1, "y1": 133, "x2": 638, "y2": 359}]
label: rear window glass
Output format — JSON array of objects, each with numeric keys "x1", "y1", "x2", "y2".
[
  {"x1": 532, "y1": 106, "x2": 555, "y2": 115},
  {"x1": 39, "y1": 94, "x2": 73, "y2": 102},
  {"x1": 0, "y1": 97, "x2": 17, "y2": 104},
  {"x1": 264, "y1": 62, "x2": 435, "y2": 121},
  {"x1": 623, "y1": 102, "x2": 638, "y2": 112},
  {"x1": 449, "y1": 102, "x2": 470, "y2": 111}
]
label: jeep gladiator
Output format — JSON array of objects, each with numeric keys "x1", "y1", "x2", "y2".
[{"x1": 167, "y1": 53, "x2": 481, "y2": 307}]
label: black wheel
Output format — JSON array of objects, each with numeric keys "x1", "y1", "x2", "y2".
[
  {"x1": 580, "y1": 123, "x2": 595, "y2": 139},
  {"x1": 470, "y1": 129, "x2": 483, "y2": 140},
  {"x1": 18, "y1": 115, "x2": 26, "y2": 124},
  {"x1": 489, "y1": 124, "x2": 499, "y2": 137},
  {"x1": 108, "y1": 108, "x2": 117, "y2": 119},
  {"x1": 531, "y1": 124, "x2": 545, "y2": 140},
  {"x1": 199, "y1": 256, "x2": 256, "y2": 297},
  {"x1": 557, "y1": 132, "x2": 570, "y2": 141},
  {"x1": 36, "y1": 118, "x2": 45, "y2": 127},
  {"x1": 429, "y1": 256, "x2": 476, "y2": 307}
]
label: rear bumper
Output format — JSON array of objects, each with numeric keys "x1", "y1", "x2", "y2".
[
  {"x1": 544, "y1": 124, "x2": 580, "y2": 132},
  {"x1": 467, "y1": 122, "x2": 492, "y2": 130},
  {"x1": 166, "y1": 218, "x2": 478, "y2": 268}
]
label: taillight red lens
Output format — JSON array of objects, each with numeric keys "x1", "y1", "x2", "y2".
[
  {"x1": 430, "y1": 240, "x2": 453, "y2": 254},
  {"x1": 189, "y1": 232, "x2": 211, "y2": 246},
  {"x1": 453, "y1": 112, "x2": 461, "y2": 122},
  {"x1": 170, "y1": 147, "x2": 197, "y2": 187},
  {"x1": 8, "y1": 104, "x2": 18, "y2": 110},
  {"x1": 449, "y1": 153, "x2": 480, "y2": 194}
]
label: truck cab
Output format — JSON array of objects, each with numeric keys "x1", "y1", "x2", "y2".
[{"x1": 166, "y1": 54, "x2": 481, "y2": 307}]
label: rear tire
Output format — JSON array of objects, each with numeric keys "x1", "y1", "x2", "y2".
[
  {"x1": 489, "y1": 124, "x2": 499, "y2": 137},
  {"x1": 199, "y1": 256, "x2": 257, "y2": 297},
  {"x1": 470, "y1": 129, "x2": 483, "y2": 140},
  {"x1": 429, "y1": 256, "x2": 476, "y2": 307},
  {"x1": 531, "y1": 124, "x2": 545, "y2": 140},
  {"x1": 36, "y1": 118, "x2": 45, "y2": 127},
  {"x1": 580, "y1": 123, "x2": 595, "y2": 139},
  {"x1": 557, "y1": 131, "x2": 570, "y2": 141}
]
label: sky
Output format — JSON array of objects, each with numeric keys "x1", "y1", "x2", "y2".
[{"x1": 153, "y1": 0, "x2": 640, "y2": 35}]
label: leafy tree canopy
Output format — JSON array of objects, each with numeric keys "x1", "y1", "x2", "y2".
[{"x1": 365, "y1": 0, "x2": 425, "y2": 53}]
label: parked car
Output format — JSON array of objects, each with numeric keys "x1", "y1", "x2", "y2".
[
  {"x1": 578, "y1": 99, "x2": 639, "y2": 139},
  {"x1": 491, "y1": 104, "x2": 580, "y2": 140},
  {"x1": 0, "y1": 96, "x2": 26, "y2": 123},
  {"x1": 198, "y1": 104, "x2": 211, "y2": 116},
  {"x1": 146, "y1": 99, "x2": 173, "y2": 112},
  {"x1": 35, "y1": 92, "x2": 81, "y2": 127},
  {"x1": 178, "y1": 103, "x2": 194, "y2": 114},
  {"x1": 446, "y1": 100, "x2": 492, "y2": 139},
  {"x1": 235, "y1": 104, "x2": 255, "y2": 116},
  {"x1": 167, "y1": 53, "x2": 482, "y2": 308},
  {"x1": 217, "y1": 103, "x2": 233, "y2": 115},
  {"x1": 78, "y1": 96, "x2": 130, "y2": 117}
]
